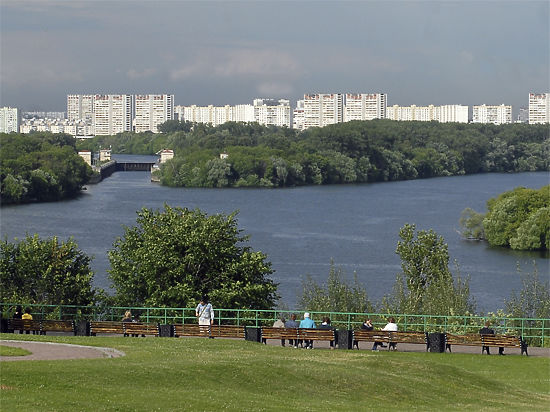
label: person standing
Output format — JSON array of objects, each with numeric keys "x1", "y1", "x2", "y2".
[
  {"x1": 196, "y1": 296, "x2": 214, "y2": 337},
  {"x1": 300, "y1": 312, "x2": 316, "y2": 349}
]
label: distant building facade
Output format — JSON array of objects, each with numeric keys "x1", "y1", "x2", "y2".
[
  {"x1": 303, "y1": 93, "x2": 344, "y2": 129},
  {"x1": 344, "y1": 93, "x2": 387, "y2": 122},
  {"x1": 253, "y1": 98, "x2": 291, "y2": 128},
  {"x1": 386, "y1": 104, "x2": 468, "y2": 123},
  {"x1": 67, "y1": 95, "x2": 94, "y2": 122},
  {"x1": 528, "y1": 93, "x2": 549, "y2": 124},
  {"x1": 93, "y1": 94, "x2": 133, "y2": 136},
  {"x1": 0, "y1": 107, "x2": 19, "y2": 133},
  {"x1": 472, "y1": 104, "x2": 512, "y2": 124},
  {"x1": 134, "y1": 94, "x2": 174, "y2": 133}
]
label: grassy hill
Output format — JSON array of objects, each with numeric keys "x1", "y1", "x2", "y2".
[{"x1": 1, "y1": 334, "x2": 549, "y2": 411}]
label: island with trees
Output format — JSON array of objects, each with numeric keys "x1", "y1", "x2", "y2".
[{"x1": 460, "y1": 185, "x2": 549, "y2": 251}]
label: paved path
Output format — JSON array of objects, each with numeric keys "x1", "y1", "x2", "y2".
[{"x1": 0, "y1": 340, "x2": 125, "y2": 361}]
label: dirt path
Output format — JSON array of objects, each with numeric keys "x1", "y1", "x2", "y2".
[{"x1": 0, "y1": 340, "x2": 125, "y2": 361}]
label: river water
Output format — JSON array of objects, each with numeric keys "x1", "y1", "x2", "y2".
[{"x1": 1, "y1": 155, "x2": 548, "y2": 312}]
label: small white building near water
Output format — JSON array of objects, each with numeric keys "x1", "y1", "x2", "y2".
[{"x1": 159, "y1": 149, "x2": 174, "y2": 163}]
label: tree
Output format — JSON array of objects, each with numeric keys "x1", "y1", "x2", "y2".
[
  {"x1": 459, "y1": 207, "x2": 485, "y2": 240},
  {"x1": 505, "y1": 263, "x2": 550, "y2": 320},
  {"x1": 298, "y1": 262, "x2": 374, "y2": 313},
  {"x1": 382, "y1": 224, "x2": 475, "y2": 315},
  {"x1": 108, "y1": 205, "x2": 279, "y2": 309},
  {"x1": 0, "y1": 234, "x2": 100, "y2": 306}
]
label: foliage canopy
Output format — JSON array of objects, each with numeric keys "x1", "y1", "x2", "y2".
[
  {"x1": 108, "y1": 205, "x2": 279, "y2": 309},
  {"x1": 0, "y1": 234, "x2": 101, "y2": 306}
]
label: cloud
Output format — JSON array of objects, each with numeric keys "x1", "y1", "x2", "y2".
[
  {"x1": 170, "y1": 48, "x2": 304, "y2": 81},
  {"x1": 257, "y1": 82, "x2": 294, "y2": 96},
  {"x1": 126, "y1": 68, "x2": 157, "y2": 80}
]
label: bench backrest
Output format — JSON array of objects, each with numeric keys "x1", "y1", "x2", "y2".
[
  {"x1": 41, "y1": 320, "x2": 74, "y2": 333},
  {"x1": 353, "y1": 330, "x2": 426, "y2": 344},
  {"x1": 123, "y1": 322, "x2": 159, "y2": 336},
  {"x1": 297, "y1": 328, "x2": 335, "y2": 341},
  {"x1": 8, "y1": 319, "x2": 42, "y2": 331},
  {"x1": 90, "y1": 321, "x2": 125, "y2": 334},
  {"x1": 261, "y1": 327, "x2": 299, "y2": 340}
]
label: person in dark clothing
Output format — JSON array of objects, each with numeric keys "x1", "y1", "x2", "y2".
[
  {"x1": 13, "y1": 305, "x2": 23, "y2": 334},
  {"x1": 319, "y1": 317, "x2": 337, "y2": 349},
  {"x1": 284, "y1": 313, "x2": 300, "y2": 348},
  {"x1": 480, "y1": 321, "x2": 504, "y2": 355},
  {"x1": 353, "y1": 318, "x2": 386, "y2": 349},
  {"x1": 13, "y1": 306, "x2": 23, "y2": 319}
]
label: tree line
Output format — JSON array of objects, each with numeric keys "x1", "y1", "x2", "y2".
[
  {"x1": 460, "y1": 185, "x2": 549, "y2": 251},
  {"x1": 0, "y1": 132, "x2": 92, "y2": 204},
  {"x1": 78, "y1": 119, "x2": 549, "y2": 188}
]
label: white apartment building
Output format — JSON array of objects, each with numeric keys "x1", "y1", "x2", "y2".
[
  {"x1": 253, "y1": 98, "x2": 291, "y2": 128},
  {"x1": 344, "y1": 93, "x2": 387, "y2": 122},
  {"x1": 93, "y1": 94, "x2": 133, "y2": 136},
  {"x1": 472, "y1": 104, "x2": 512, "y2": 124},
  {"x1": 0, "y1": 107, "x2": 19, "y2": 133},
  {"x1": 134, "y1": 94, "x2": 174, "y2": 133},
  {"x1": 175, "y1": 100, "x2": 290, "y2": 127},
  {"x1": 386, "y1": 104, "x2": 468, "y2": 123},
  {"x1": 67, "y1": 95, "x2": 94, "y2": 122},
  {"x1": 293, "y1": 100, "x2": 305, "y2": 130},
  {"x1": 303, "y1": 93, "x2": 344, "y2": 129},
  {"x1": 528, "y1": 93, "x2": 549, "y2": 124}
]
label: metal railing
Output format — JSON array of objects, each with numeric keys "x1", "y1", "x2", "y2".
[{"x1": 1, "y1": 303, "x2": 548, "y2": 346}]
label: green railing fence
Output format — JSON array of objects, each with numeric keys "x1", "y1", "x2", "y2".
[{"x1": 1, "y1": 303, "x2": 548, "y2": 346}]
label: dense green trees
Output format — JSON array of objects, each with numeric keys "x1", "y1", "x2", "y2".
[
  {"x1": 108, "y1": 205, "x2": 279, "y2": 309},
  {"x1": 461, "y1": 185, "x2": 549, "y2": 251},
  {"x1": 78, "y1": 119, "x2": 548, "y2": 188},
  {"x1": 0, "y1": 133, "x2": 92, "y2": 204},
  {"x1": 0, "y1": 235, "x2": 101, "y2": 306}
]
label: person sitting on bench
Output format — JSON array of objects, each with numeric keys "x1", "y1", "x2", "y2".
[{"x1": 480, "y1": 321, "x2": 504, "y2": 355}]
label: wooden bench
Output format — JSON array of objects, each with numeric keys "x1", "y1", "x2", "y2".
[
  {"x1": 261, "y1": 327, "x2": 299, "y2": 343},
  {"x1": 123, "y1": 322, "x2": 159, "y2": 337},
  {"x1": 90, "y1": 321, "x2": 125, "y2": 336},
  {"x1": 353, "y1": 330, "x2": 429, "y2": 351},
  {"x1": 445, "y1": 333, "x2": 528, "y2": 355},
  {"x1": 8, "y1": 319, "x2": 42, "y2": 334},
  {"x1": 174, "y1": 324, "x2": 244, "y2": 339},
  {"x1": 297, "y1": 328, "x2": 336, "y2": 348},
  {"x1": 40, "y1": 320, "x2": 75, "y2": 335}
]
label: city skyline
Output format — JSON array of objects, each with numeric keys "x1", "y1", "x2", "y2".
[{"x1": 1, "y1": 1, "x2": 548, "y2": 112}]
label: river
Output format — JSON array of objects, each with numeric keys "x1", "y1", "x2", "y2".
[{"x1": 1, "y1": 155, "x2": 548, "y2": 312}]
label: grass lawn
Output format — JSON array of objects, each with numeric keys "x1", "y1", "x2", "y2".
[
  {"x1": 1, "y1": 334, "x2": 549, "y2": 411},
  {"x1": 0, "y1": 344, "x2": 31, "y2": 356}
]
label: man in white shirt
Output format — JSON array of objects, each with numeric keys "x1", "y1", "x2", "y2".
[
  {"x1": 195, "y1": 296, "x2": 214, "y2": 331},
  {"x1": 373, "y1": 317, "x2": 398, "y2": 351}
]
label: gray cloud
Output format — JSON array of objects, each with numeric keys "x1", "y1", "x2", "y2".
[{"x1": 1, "y1": 1, "x2": 548, "y2": 112}]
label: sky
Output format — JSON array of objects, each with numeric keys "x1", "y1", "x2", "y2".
[{"x1": 1, "y1": 0, "x2": 548, "y2": 114}]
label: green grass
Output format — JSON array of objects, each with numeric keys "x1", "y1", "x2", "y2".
[
  {"x1": 0, "y1": 344, "x2": 31, "y2": 356},
  {"x1": 1, "y1": 334, "x2": 549, "y2": 411}
]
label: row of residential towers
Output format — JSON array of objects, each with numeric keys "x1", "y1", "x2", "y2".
[{"x1": 1, "y1": 92, "x2": 548, "y2": 134}]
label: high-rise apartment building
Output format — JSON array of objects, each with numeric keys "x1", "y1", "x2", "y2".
[
  {"x1": 134, "y1": 94, "x2": 174, "y2": 133},
  {"x1": 0, "y1": 107, "x2": 19, "y2": 133},
  {"x1": 386, "y1": 104, "x2": 468, "y2": 123},
  {"x1": 293, "y1": 100, "x2": 305, "y2": 130},
  {"x1": 303, "y1": 93, "x2": 344, "y2": 129},
  {"x1": 253, "y1": 98, "x2": 291, "y2": 127},
  {"x1": 344, "y1": 93, "x2": 387, "y2": 122},
  {"x1": 93, "y1": 94, "x2": 133, "y2": 136},
  {"x1": 472, "y1": 104, "x2": 512, "y2": 124},
  {"x1": 528, "y1": 93, "x2": 549, "y2": 124},
  {"x1": 67, "y1": 95, "x2": 94, "y2": 122}
]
